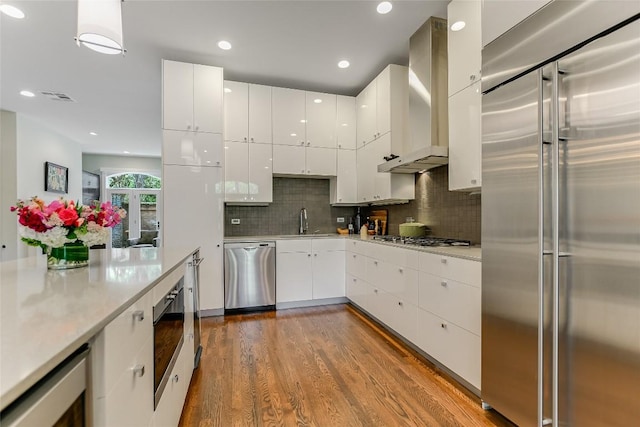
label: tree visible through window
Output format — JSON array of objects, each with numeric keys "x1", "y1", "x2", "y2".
[{"x1": 108, "y1": 173, "x2": 161, "y2": 204}]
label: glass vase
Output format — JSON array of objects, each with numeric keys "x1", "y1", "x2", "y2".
[{"x1": 47, "y1": 242, "x2": 89, "y2": 270}]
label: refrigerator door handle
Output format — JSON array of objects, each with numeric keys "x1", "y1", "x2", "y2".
[{"x1": 551, "y1": 61, "x2": 561, "y2": 427}]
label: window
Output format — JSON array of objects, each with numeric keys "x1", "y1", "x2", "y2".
[{"x1": 106, "y1": 173, "x2": 161, "y2": 248}]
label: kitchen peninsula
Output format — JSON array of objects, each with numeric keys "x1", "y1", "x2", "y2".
[{"x1": 0, "y1": 246, "x2": 197, "y2": 426}]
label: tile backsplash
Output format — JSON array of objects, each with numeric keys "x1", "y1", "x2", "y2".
[
  {"x1": 225, "y1": 167, "x2": 481, "y2": 244},
  {"x1": 224, "y1": 178, "x2": 356, "y2": 237},
  {"x1": 366, "y1": 166, "x2": 481, "y2": 244}
]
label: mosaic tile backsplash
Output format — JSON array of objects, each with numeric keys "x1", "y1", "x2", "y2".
[
  {"x1": 224, "y1": 178, "x2": 356, "y2": 237},
  {"x1": 224, "y1": 167, "x2": 481, "y2": 244}
]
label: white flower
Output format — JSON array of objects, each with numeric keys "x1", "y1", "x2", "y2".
[
  {"x1": 39, "y1": 227, "x2": 73, "y2": 248},
  {"x1": 77, "y1": 226, "x2": 109, "y2": 247}
]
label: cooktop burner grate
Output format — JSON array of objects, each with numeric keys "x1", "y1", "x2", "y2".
[{"x1": 372, "y1": 235, "x2": 471, "y2": 247}]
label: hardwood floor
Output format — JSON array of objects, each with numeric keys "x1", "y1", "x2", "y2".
[{"x1": 179, "y1": 304, "x2": 514, "y2": 427}]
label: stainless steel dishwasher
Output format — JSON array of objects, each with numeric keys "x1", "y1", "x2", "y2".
[{"x1": 224, "y1": 241, "x2": 276, "y2": 312}]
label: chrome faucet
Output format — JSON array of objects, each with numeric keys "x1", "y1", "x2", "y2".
[{"x1": 299, "y1": 208, "x2": 308, "y2": 234}]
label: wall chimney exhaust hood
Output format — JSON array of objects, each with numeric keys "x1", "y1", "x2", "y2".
[{"x1": 378, "y1": 17, "x2": 448, "y2": 174}]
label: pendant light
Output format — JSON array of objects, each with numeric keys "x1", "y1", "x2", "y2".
[{"x1": 76, "y1": 0, "x2": 125, "y2": 55}]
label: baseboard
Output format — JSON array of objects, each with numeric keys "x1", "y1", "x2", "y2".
[
  {"x1": 200, "y1": 308, "x2": 224, "y2": 317},
  {"x1": 276, "y1": 297, "x2": 348, "y2": 310}
]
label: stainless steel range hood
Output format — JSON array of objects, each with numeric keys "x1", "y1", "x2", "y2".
[{"x1": 378, "y1": 17, "x2": 448, "y2": 174}]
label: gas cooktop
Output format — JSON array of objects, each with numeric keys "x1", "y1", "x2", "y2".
[{"x1": 372, "y1": 235, "x2": 471, "y2": 247}]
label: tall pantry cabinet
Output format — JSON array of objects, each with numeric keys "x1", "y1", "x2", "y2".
[{"x1": 162, "y1": 59, "x2": 225, "y2": 313}]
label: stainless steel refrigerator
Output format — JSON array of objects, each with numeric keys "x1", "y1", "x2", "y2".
[{"x1": 481, "y1": 2, "x2": 640, "y2": 427}]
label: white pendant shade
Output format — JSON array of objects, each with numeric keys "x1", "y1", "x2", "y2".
[{"x1": 76, "y1": 0, "x2": 124, "y2": 55}]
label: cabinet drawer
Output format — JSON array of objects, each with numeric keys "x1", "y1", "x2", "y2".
[
  {"x1": 385, "y1": 265, "x2": 419, "y2": 304},
  {"x1": 387, "y1": 299, "x2": 418, "y2": 345},
  {"x1": 96, "y1": 291, "x2": 153, "y2": 395},
  {"x1": 419, "y1": 272, "x2": 481, "y2": 335},
  {"x1": 419, "y1": 252, "x2": 481, "y2": 287},
  {"x1": 312, "y1": 238, "x2": 344, "y2": 252},
  {"x1": 346, "y1": 252, "x2": 367, "y2": 279},
  {"x1": 153, "y1": 342, "x2": 191, "y2": 427},
  {"x1": 346, "y1": 239, "x2": 368, "y2": 255},
  {"x1": 417, "y1": 308, "x2": 481, "y2": 389},
  {"x1": 98, "y1": 334, "x2": 154, "y2": 427},
  {"x1": 346, "y1": 274, "x2": 368, "y2": 310},
  {"x1": 276, "y1": 239, "x2": 312, "y2": 253}
]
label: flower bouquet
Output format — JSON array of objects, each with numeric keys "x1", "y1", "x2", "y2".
[{"x1": 11, "y1": 197, "x2": 126, "y2": 269}]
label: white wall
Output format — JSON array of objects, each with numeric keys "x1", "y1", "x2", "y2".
[
  {"x1": 1, "y1": 110, "x2": 18, "y2": 261},
  {"x1": 82, "y1": 153, "x2": 161, "y2": 174},
  {"x1": 16, "y1": 115, "x2": 82, "y2": 203},
  {"x1": 15, "y1": 115, "x2": 82, "y2": 258}
]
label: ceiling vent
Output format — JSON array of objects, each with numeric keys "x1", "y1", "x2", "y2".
[{"x1": 40, "y1": 91, "x2": 76, "y2": 102}]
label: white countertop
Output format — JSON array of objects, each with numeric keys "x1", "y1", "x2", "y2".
[
  {"x1": 224, "y1": 235, "x2": 481, "y2": 261},
  {"x1": 0, "y1": 247, "x2": 195, "y2": 411}
]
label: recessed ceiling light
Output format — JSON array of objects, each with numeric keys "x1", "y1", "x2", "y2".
[
  {"x1": 123, "y1": 151, "x2": 130, "y2": 154},
  {"x1": 290, "y1": 133, "x2": 297, "y2": 137},
  {"x1": 204, "y1": 149, "x2": 208, "y2": 153},
  {"x1": 224, "y1": 87, "x2": 232, "y2": 93},
  {"x1": 377, "y1": 2, "x2": 393, "y2": 14},
  {"x1": 341, "y1": 123, "x2": 348, "y2": 127},
  {"x1": 451, "y1": 21, "x2": 466, "y2": 31},
  {"x1": 338, "y1": 60, "x2": 350, "y2": 69},
  {"x1": 313, "y1": 98, "x2": 322, "y2": 104},
  {"x1": 300, "y1": 119, "x2": 307, "y2": 123},
  {"x1": 89, "y1": 132, "x2": 98, "y2": 136},
  {"x1": 0, "y1": 4, "x2": 25, "y2": 19},
  {"x1": 218, "y1": 40, "x2": 232, "y2": 50},
  {"x1": 20, "y1": 90, "x2": 35, "y2": 97}
]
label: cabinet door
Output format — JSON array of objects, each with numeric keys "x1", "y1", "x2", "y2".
[
  {"x1": 193, "y1": 64, "x2": 223, "y2": 133},
  {"x1": 346, "y1": 252, "x2": 367, "y2": 280},
  {"x1": 356, "y1": 143, "x2": 374, "y2": 202},
  {"x1": 346, "y1": 274, "x2": 368, "y2": 309},
  {"x1": 448, "y1": 82, "x2": 482, "y2": 191},
  {"x1": 273, "y1": 144, "x2": 305, "y2": 175},
  {"x1": 356, "y1": 80, "x2": 377, "y2": 146},
  {"x1": 333, "y1": 149, "x2": 357, "y2": 204},
  {"x1": 223, "y1": 81, "x2": 249, "y2": 142},
  {"x1": 162, "y1": 60, "x2": 193, "y2": 131},
  {"x1": 224, "y1": 140, "x2": 249, "y2": 202},
  {"x1": 312, "y1": 250, "x2": 345, "y2": 299},
  {"x1": 272, "y1": 87, "x2": 306, "y2": 146},
  {"x1": 448, "y1": 0, "x2": 482, "y2": 96},
  {"x1": 276, "y1": 252, "x2": 313, "y2": 302},
  {"x1": 163, "y1": 130, "x2": 223, "y2": 167},
  {"x1": 336, "y1": 95, "x2": 357, "y2": 149},
  {"x1": 163, "y1": 165, "x2": 224, "y2": 311},
  {"x1": 376, "y1": 66, "x2": 392, "y2": 137},
  {"x1": 248, "y1": 84, "x2": 272, "y2": 144},
  {"x1": 306, "y1": 147, "x2": 336, "y2": 176},
  {"x1": 371, "y1": 133, "x2": 391, "y2": 200},
  {"x1": 306, "y1": 91, "x2": 336, "y2": 148},
  {"x1": 248, "y1": 142, "x2": 273, "y2": 203}
]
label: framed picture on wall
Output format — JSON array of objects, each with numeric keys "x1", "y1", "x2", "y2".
[
  {"x1": 82, "y1": 170, "x2": 101, "y2": 204},
  {"x1": 44, "y1": 161, "x2": 68, "y2": 194}
]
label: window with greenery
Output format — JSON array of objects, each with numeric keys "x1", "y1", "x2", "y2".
[{"x1": 107, "y1": 173, "x2": 160, "y2": 203}]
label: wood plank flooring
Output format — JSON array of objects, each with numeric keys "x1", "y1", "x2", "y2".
[{"x1": 179, "y1": 304, "x2": 514, "y2": 427}]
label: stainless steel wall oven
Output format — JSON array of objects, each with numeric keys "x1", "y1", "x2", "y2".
[{"x1": 153, "y1": 277, "x2": 184, "y2": 408}]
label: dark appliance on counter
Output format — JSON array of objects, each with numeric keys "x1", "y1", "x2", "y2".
[
  {"x1": 482, "y1": 2, "x2": 640, "y2": 427},
  {"x1": 153, "y1": 277, "x2": 184, "y2": 408}
]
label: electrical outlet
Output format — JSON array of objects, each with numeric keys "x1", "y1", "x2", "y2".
[
  {"x1": 337, "y1": 217, "x2": 345, "y2": 223},
  {"x1": 231, "y1": 218, "x2": 241, "y2": 225}
]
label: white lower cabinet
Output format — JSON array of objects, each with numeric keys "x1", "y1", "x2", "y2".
[
  {"x1": 345, "y1": 240, "x2": 482, "y2": 391},
  {"x1": 153, "y1": 342, "x2": 192, "y2": 427},
  {"x1": 276, "y1": 238, "x2": 345, "y2": 303}
]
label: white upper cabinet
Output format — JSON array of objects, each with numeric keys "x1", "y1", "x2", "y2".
[
  {"x1": 336, "y1": 95, "x2": 356, "y2": 150},
  {"x1": 162, "y1": 60, "x2": 222, "y2": 133},
  {"x1": 248, "y1": 84, "x2": 272, "y2": 144},
  {"x1": 162, "y1": 130, "x2": 223, "y2": 167},
  {"x1": 448, "y1": 82, "x2": 482, "y2": 191},
  {"x1": 305, "y1": 91, "x2": 337, "y2": 148},
  {"x1": 448, "y1": 0, "x2": 482, "y2": 96},
  {"x1": 272, "y1": 87, "x2": 306, "y2": 146},
  {"x1": 224, "y1": 81, "x2": 272, "y2": 143},
  {"x1": 330, "y1": 149, "x2": 357, "y2": 205},
  {"x1": 272, "y1": 144, "x2": 306, "y2": 175},
  {"x1": 356, "y1": 64, "x2": 408, "y2": 153},
  {"x1": 306, "y1": 147, "x2": 336, "y2": 176},
  {"x1": 223, "y1": 81, "x2": 248, "y2": 142},
  {"x1": 224, "y1": 140, "x2": 273, "y2": 203},
  {"x1": 482, "y1": 0, "x2": 552, "y2": 47}
]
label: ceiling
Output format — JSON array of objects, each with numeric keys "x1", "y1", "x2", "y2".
[{"x1": 1, "y1": 0, "x2": 448, "y2": 157}]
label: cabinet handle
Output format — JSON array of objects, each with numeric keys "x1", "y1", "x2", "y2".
[
  {"x1": 353, "y1": 278, "x2": 357, "y2": 282},
  {"x1": 441, "y1": 258, "x2": 447, "y2": 264},
  {"x1": 398, "y1": 268, "x2": 403, "y2": 273},
  {"x1": 195, "y1": 125, "x2": 200, "y2": 131},
  {"x1": 353, "y1": 254, "x2": 356, "y2": 258},
  {"x1": 307, "y1": 170, "x2": 310, "y2": 174},
  {"x1": 440, "y1": 281, "x2": 447, "y2": 287},
  {"x1": 374, "y1": 288, "x2": 378, "y2": 294},
  {"x1": 250, "y1": 137, "x2": 254, "y2": 142},
  {"x1": 471, "y1": 179, "x2": 477, "y2": 184},
  {"x1": 133, "y1": 365, "x2": 145, "y2": 377},
  {"x1": 306, "y1": 142, "x2": 310, "y2": 146},
  {"x1": 373, "y1": 261, "x2": 378, "y2": 265},
  {"x1": 186, "y1": 124, "x2": 192, "y2": 130},
  {"x1": 188, "y1": 287, "x2": 193, "y2": 293},
  {"x1": 132, "y1": 310, "x2": 144, "y2": 322},
  {"x1": 173, "y1": 374, "x2": 179, "y2": 383},
  {"x1": 338, "y1": 144, "x2": 342, "y2": 148},
  {"x1": 441, "y1": 323, "x2": 447, "y2": 329},
  {"x1": 189, "y1": 332, "x2": 194, "y2": 340},
  {"x1": 301, "y1": 169, "x2": 305, "y2": 173},
  {"x1": 398, "y1": 301, "x2": 403, "y2": 307},
  {"x1": 307, "y1": 253, "x2": 311, "y2": 257},
  {"x1": 244, "y1": 137, "x2": 248, "y2": 142},
  {"x1": 314, "y1": 253, "x2": 318, "y2": 257},
  {"x1": 470, "y1": 74, "x2": 476, "y2": 81},
  {"x1": 300, "y1": 141, "x2": 305, "y2": 146}
]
